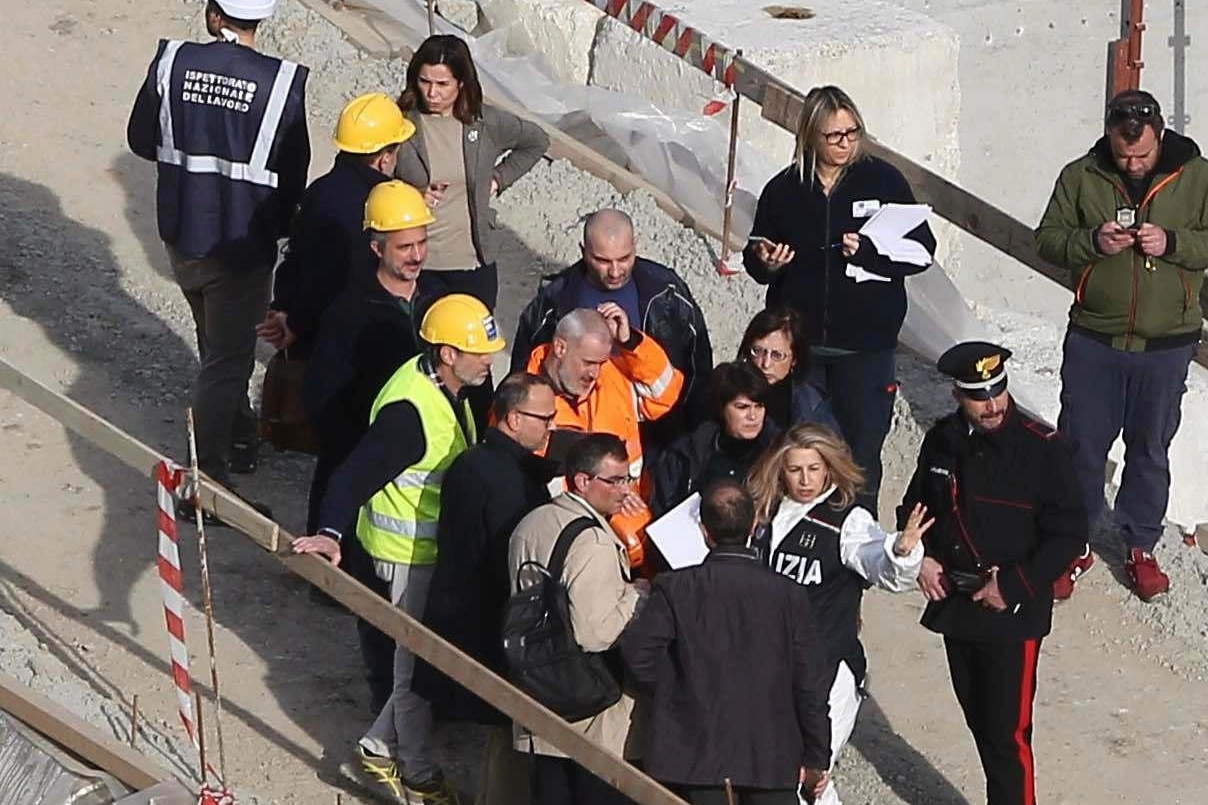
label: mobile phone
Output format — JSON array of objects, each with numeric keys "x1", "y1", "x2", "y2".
[{"x1": 748, "y1": 235, "x2": 775, "y2": 246}]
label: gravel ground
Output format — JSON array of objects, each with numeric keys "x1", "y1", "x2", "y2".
[
  {"x1": 1, "y1": 1, "x2": 1206, "y2": 804},
  {"x1": 0, "y1": 604, "x2": 200, "y2": 792}
]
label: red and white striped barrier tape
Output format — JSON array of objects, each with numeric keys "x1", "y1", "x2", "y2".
[
  {"x1": 155, "y1": 460, "x2": 199, "y2": 748},
  {"x1": 157, "y1": 461, "x2": 235, "y2": 799},
  {"x1": 586, "y1": 0, "x2": 742, "y2": 88}
]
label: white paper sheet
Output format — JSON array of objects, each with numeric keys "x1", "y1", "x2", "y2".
[
  {"x1": 646, "y1": 493, "x2": 708, "y2": 570},
  {"x1": 845, "y1": 263, "x2": 891, "y2": 283},
  {"x1": 859, "y1": 203, "x2": 934, "y2": 267}
]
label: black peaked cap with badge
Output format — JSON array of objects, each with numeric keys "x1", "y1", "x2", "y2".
[{"x1": 937, "y1": 341, "x2": 1012, "y2": 401}]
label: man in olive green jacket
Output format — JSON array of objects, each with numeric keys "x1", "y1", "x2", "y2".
[{"x1": 1035, "y1": 90, "x2": 1207, "y2": 603}]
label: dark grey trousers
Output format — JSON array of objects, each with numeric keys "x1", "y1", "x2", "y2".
[
  {"x1": 168, "y1": 246, "x2": 270, "y2": 481},
  {"x1": 1057, "y1": 329, "x2": 1195, "y2": 550}
]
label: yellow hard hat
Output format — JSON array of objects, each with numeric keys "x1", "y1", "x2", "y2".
[
  {"x1": 420, "y1": 294, "x2": 506, "y2": 354},
  {"x1": 363, "y1": 180, "x2": 436, "y2": 231},
  {"x1": 333, "y1": 93, "x2": 415, "y2": 154}
]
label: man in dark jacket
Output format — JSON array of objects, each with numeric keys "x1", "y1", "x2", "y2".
[
  {"x1": 622, "y1": 480, "x2": 831, "y2": 804},
  {"x1": 1035, "y1": 90, "x2": 1208, "y2": 602},
  {"x1": 258, "y1": 92, "x2": 415, "y2": 359},
  {"x1": 511, "y1": 208, "x2": 713, "y2": 451},
  {"x1": 127, "y1": 0, "x2": 309, "y2": 482},
  {"x1": 412, "y1": 373, "x2": 558, "y2": 804},
  {"x1": 898, "y1": 342, "x2": 1085, "y2": 805},
  {"x1": 300, "y1": 181, "x2": 431, "y2": 539}
]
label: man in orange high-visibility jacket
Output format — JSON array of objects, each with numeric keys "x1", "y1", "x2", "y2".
[{"x1": 526, "y1": 304, "x2": 684, "y2": 568}]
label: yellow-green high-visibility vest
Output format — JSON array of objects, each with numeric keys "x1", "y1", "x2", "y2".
[{"x1": 356, "y1": 355, "x2": 476, "y2": 565}]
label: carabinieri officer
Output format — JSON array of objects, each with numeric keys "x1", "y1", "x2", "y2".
[{"x1": 898, "y1": 341, "x2": 1085, "y2": 805}]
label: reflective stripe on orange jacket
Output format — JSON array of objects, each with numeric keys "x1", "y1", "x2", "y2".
[{"x1": 527, "y1": 330, "x2": 684, "y2": 569}]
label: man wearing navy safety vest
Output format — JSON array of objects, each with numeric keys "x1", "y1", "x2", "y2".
[
  {"x1": 293, "y1": 293, "x2": 503, "y2": 805},
  {"x1": 126, "y1": 0, "x2": 310, "y2": 490}
]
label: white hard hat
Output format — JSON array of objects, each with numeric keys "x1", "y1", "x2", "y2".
[{"x1": 214, "y1": 0, "x2": 277, "y2": 20}]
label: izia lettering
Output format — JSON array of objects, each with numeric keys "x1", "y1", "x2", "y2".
[
  {"x1": 774, "y1": 553, "x2": 823, "y2": 586},
  {"x1": 180, "y1": 69, "x2": 258, "y2": 113}
]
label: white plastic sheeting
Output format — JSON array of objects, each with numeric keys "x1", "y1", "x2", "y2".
[
  {"x1": 0, "y1": 712, "x2": 128, "y2": 805},
  {"x1": 371, "y1": 0, "x2": 1205, "y2": 530}
]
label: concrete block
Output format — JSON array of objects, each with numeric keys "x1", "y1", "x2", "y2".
[
  {"x1": 437, "y1": 0, "x2": 481, "y2": 33},
  {"x1": 479, "y1": 0, "x2": 604, "y2": 85},
  {"x1": 587, "y1": 0, "x2": 962, "y2": 267}
]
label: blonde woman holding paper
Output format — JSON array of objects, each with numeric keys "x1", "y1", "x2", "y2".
[{"x1": 742, "y1": 85, "x2": 935, "y2": 517}]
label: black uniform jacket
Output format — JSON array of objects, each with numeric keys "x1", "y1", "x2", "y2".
[
  {"x1": 271, "y1": 153, "x2": 387, "y2": 357},
  {"x1": 301, "y1": 273, "x2": 423, "y2": 462},
  {"x1": 897, "y1": 401, "x2": 1086, "y2": 642},
  {"x1": 743, "y1": 156, "x2": 935, "y2": 353},
  {"x1": 412, "y1": 429, "x2": 558, "y2": 723},
  {"x1": 620, "y1": 546, "x2": 832, "y2": 788}
]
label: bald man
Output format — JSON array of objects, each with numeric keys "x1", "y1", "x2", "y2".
[{"x1": 512, "y1": 208, "x2": 713, "y2": 453}]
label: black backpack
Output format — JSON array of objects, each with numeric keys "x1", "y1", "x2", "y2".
[{"x1": 501, "y1": 516, "x2": 623, "y2": 723}]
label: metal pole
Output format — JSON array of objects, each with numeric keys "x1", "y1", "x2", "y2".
[
  {"x1": 187, "y1": 409, "x2": 227, "y2": 784},
  {"x1": 719, "y1": 49, "x2": 743, "y2": 276},
  {"x1": 1108, "y1": 0, "x2": 1145, "y2": 100},
  {"x1": 1125, "y1": 0, "x2": 1145, "y2": 89},
  {"x1": 194, "y1": 690, "x2": 207, "y2": 785},
  {"x1": 427, "y1": 0, "x2": 435, "y2": 35},
  {"x1": 1170, "y1": 0, "x2": 1190, "y2": 132}
]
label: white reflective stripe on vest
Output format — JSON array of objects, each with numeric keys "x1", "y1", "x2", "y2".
[
  {"x1": 365, "y1": 509, "x2": 438, "y2": 540},
  {"x1": 633, "y1": 362, "x2": 675, "y2": 400},
  {"x1": 393, "y1": 469, "x2": 446, "y2": 489},
  {"x1": 153, "y1": 41, "x2": 297, "y2": 188}
]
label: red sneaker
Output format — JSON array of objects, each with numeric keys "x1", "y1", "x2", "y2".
[
  {"x1": 1053, "y1": 546, "x2": 1095, "y2": 601},
  {"x1": 1125, "y1": 549, "x2": 1169, "y2": 602}
]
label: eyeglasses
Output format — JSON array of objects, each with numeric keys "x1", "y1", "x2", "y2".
[
  {"x1": 591, "y1": 474, "x2": 637, "y2": 488},
  {"x1": 515, "y1": 409, "x2": 558, "y2": 424},
  {"x1": 749, "y1": 345, "x2": 791, "y2": 363},
  {"x1": 1108, "y1": 103, "x2": 1159, "y2": 122},
  {"x1": 822, "y1": 126, "x2": 862, "y2": 145}
]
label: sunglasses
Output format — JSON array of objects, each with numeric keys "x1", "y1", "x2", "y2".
[{"x1": 1108, "y1": 103, "x2": 1159, "y2": 121}]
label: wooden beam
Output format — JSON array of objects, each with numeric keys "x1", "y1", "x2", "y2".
[
  {"x1": 0, "y1": 671, "x2": 170, "y2": 791},
  {"x1": 0, "y1": 356, "x2": 686, "y2": 805}
]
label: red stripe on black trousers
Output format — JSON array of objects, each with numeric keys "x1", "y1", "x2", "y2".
[{"x1": 943, "y1": 637, "x2": 1041, "y2": 805}]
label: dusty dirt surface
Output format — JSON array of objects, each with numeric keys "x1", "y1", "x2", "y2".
[{"x1": 0, "y1": 1, "x2": 1205, "y2": 804}]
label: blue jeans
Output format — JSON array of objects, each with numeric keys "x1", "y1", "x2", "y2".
[
  {"x1": 1057, "y1": 329, "x2": 1194, "y2": 551},
  {"x1": 808, "y1": 348, "x2": 897, "y2": 514}
]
